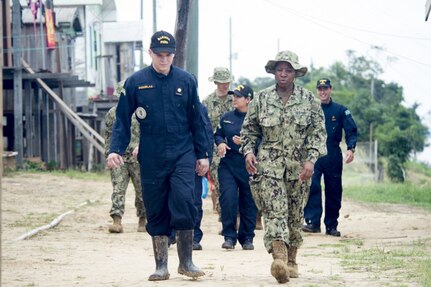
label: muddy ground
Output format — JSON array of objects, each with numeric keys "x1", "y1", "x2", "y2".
[{"x1": 1, "y1": 172, "x2": 430, "y2": 286}]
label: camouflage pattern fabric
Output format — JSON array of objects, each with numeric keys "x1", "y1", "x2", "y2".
[
  {"x1": 105, "y1": 106, "x2": 140, "y2": 162},
  {"x1": 110, "y1": 161, "x2": 146, "y2": 218},
  {"x1": 105, "y1": 106, "x2": 145, "y2": 218},
  {"x1": 208, "y1": 67, "x2": 235, "y2": 83},
  {"x1": 251, "y1": 176, "x2": 308, "y2": 251},
  {"x1": 203, "y1": 91, "x2": 233, "y2": 214},
  {"x1": 241, "y1": 84, "x2": 327, "y2": 252}
]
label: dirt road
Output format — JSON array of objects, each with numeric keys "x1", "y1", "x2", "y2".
[{"x1": 2, "y1": 173, "x2": 430, "y2": 286}]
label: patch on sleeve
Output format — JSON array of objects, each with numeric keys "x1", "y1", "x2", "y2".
[
  {"x1": 135, "y1": 107, "x2": 147, "y2": 119},
  {"x1": 345, "y1": 110, "x2": 351, "y2": 116}
]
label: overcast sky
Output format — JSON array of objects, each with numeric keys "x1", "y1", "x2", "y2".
[{"x1": 115, "y1": 0, "x2": 431, "y2": 163}]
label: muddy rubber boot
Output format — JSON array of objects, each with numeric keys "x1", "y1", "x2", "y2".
[
  {"x1": 148, "y1": 236, "x2": 170, "y2": 281},
  {"x1": 176, "y1": 230, "x2": 205, "y2": 278},
  {"x1": 255, "y1": 212, "x2": 263, "y2": 230},
  {"x1": 287, "y1": 246, "x2": 299, "y2": 278},
  {"x1": 108, "y1": 215, "x2": 123, "y2": 233},
  {"x1": 271, "y1": 240, "x2": 289, "y2": 284},
  {"x1": 137, "y1": 217, "x2": 146, "y2": 232}
]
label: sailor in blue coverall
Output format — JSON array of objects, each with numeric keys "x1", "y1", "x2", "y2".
[
  {"x1": 303, "y1": 78, "x2": 357, "y2": 237},
  {"x1": 215, "y1": 84, "x2": 258, "y2": 250},
  {"x1": 106, "y1": 31, "x2": 209, "y2": 281}
]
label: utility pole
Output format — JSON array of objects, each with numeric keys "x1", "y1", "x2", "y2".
[
  {"x1": 153, "y1": 0, "x2": 157, "y2": 33},
  {"x1": 12, "y1": 0, "x2": 23, "y2": 168},
  {"x1": 173, "y1": 0, "x2": 191, "y2": 69},
  {"x1": 186, "y1": 0, "x2": 198, "y2": 76},
  {"x1": 140, "y1": 0, "x2": 144, "y2": 68},
  {"x1": 229, "y1": 17, "x2": 233, "y2": 88}
]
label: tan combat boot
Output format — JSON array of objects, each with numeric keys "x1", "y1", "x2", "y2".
[
  {"x1": 137, "y1": 217, "x2": 146, "y2": 232},
  {"x1": 287, "y1": 246, "x2": 299, "y2": 278},
  {"x1": 108, "y1": 215, "x2": 123, "y2": 233},
  {"x1": 271, "y1": 240, "x2": 289, "y2": 283}
]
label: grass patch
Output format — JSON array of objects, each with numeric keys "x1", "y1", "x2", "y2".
[
  {"x1": 5, "y1": 169, "x2": 109, "y2": 181},
  {"x1": 343, "y1": 182, "x2": 431, "y2": 211},
  {"x1": 337, "y1": 238, "x2": 431, "y2": 285}
]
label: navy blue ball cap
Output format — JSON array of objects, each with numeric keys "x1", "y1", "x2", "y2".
[
  {"x1": 228, "y1": 84, "x2": 254, "y2": 99},
  {"x1": 150, "y1": 30, "x2": 176, "y2": 54},
  {"x1": 316, "y1": 78, "x2": 332, "y2": 88}
]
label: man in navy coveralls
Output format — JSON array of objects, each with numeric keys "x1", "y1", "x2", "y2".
[{"x1": 106, "y1": 30, "x2": 210, "y2": 281}]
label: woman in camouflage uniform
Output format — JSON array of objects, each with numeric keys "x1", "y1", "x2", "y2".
[{"x1": 240, "y1": 50, "x2": 327, "y2": 284}]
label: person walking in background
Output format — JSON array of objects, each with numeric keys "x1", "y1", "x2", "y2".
[
  {"x1": 104, "y1": 82, "x2": 146, "y2": 234},
  {"x1": 203, "y1": 67, "x2": 234, "y2": 216},
  {"x1": 215, "y1": 84, "x2": 257, "y2": 251},
  {"x1": 240, "y1": 50, "x2": 327, "y2": 283},
  {"x1": 303, "y1": 78, "x2": 358, "y2": 237},
  {"x1": 106, "y1": 30, "x2": 210, "y2": 281}
]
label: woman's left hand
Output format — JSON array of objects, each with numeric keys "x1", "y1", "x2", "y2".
[{"x1": 299, "y1": 161, "x2": 314, "y2": 181}]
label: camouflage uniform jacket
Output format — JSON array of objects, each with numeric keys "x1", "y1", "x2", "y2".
[
  {"x1": 105, "y1": 106, "x2": 139, "y2": 163},
  {"x1": 240, "y1": 84, "x2": 327, "y2": 181},
  {"x1": 203, "y1": 91, "x2": 233, "y2": 132}
]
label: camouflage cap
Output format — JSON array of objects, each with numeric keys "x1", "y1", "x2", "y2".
[
  {"x1": 265, "y1": 50, "x2": 308, "y2": 77},
  {"x1": 113, "y1": 80, "x2": 125, "y2": 97},
  {"x1": 208, "y1": 67, "x2": 234, "y2": 83}
]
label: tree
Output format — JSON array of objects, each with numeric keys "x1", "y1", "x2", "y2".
[{"x1": 246, "y1": 49, "x2": 429, "y2": 182}]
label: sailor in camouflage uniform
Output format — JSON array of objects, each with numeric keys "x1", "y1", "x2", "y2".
[
  {"x1": 105, "y1": 82, "x2": 146, "y2": 233},
  {"x1": 240, "y1": 51, "x2": 327, "y2": 283},
  {"x1": 202, "y1": 67, "x2": 234, "y2": 215}
]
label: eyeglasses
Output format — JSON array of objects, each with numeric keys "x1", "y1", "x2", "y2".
[{"x1": 317, "y1": 87, "x2": 330, "y2": 91}]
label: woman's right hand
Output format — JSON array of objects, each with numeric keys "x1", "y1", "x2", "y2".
[
  {"x1": 245, "y1": 153, "x2": 258, "y2": 175},
  {"x1": 217, "y1": 143, "x2": 230, "y2": 158}
]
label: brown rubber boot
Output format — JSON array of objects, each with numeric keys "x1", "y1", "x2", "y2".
[
  {"x1": 287, "y1": 246, "x2": 299, "y2": 278},
  {"x1": 255, "y1": 212, "x2": 263, "y2": 230},
  {"x1": 270, "y1": 240, "x2": 289, "y2": 283},
  {"x1": 137, "y1": 217, "x2": 146, "y2": 232},
  {"x1": 177, "y1": 230, "x2": 205, "y2": 278},
  {"x1": 148, "y1": 236, "x2": 170, "y2": 281},
  {"x1": 108, "y1": 215, "x2": 123, "y2": 233}
]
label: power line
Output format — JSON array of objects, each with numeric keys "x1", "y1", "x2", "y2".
[{"x1": 263, "y1": 0, "x2": 431, "y2": 68}]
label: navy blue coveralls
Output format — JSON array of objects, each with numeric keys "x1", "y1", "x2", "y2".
[
  {"x1": 109, "y1": 65, "x2": 209, "y2": 236},
  {"x1": 304, "y1": 98, "x2": 357, "y2": 231},
  {"x1": 192, "y1": 105, "x2": 214, "y2": 243},
  {"x1": 215, "y1": 109, "x2": 258, "y2": 246}
]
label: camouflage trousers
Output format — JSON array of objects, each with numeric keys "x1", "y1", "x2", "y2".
[
  {"x1": 250, "y1": 175, "x2": 309, "y2": 252},
  {"x1": 210, "y1": 154, "x2": 221, "y2": 215},
  {"x1": 109, "y1": 161, "x2": 146, "y2": 219}
]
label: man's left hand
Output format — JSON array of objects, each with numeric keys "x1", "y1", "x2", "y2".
[{"x1": 345, "y1": 150, "x2": 355, "y2": 164}]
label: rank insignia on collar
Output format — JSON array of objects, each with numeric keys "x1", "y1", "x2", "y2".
[
  {"x1": 135, "y1": 107, "x2": 147, "y2": 119},
  {"x1": 223, "y1": 120, "x2": 233, "y2": 124},
  {"x1": 175, "y1": 87, "x2": 183, "y2": 95}
]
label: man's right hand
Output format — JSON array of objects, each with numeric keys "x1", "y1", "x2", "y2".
[{"x1": 106, "y1": 153, "x2": 124, "y2": 169}]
